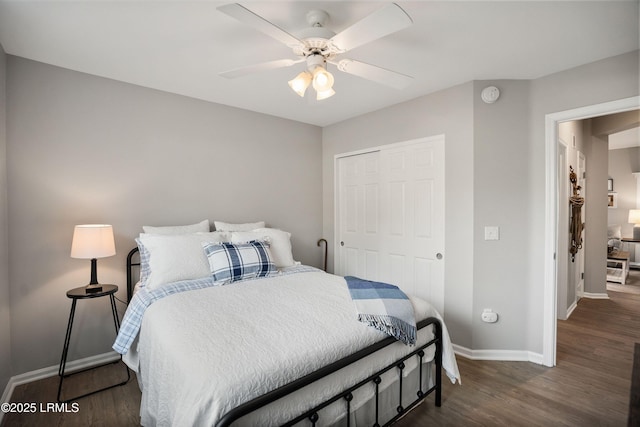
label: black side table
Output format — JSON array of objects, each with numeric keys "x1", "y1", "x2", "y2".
[{"x1": 57, "y1": 284, "x2": 131, "y2": 402}]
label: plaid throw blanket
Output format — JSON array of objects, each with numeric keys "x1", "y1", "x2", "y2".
[{"x1": 345, "y1": 276, "x2": 416, "y2": 345}]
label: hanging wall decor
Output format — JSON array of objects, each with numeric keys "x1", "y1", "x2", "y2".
[{"x1": 569, "y1": 165, "x2": 585, "y2": 262}]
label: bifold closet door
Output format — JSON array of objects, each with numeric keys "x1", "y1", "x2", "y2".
[{"x1": 336, "y1": 136, "x2": 445, "y2": 314}]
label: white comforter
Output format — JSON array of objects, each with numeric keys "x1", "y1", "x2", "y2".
[{"x1": 126, "y1": 269, "x2": 459, "y2": 426}]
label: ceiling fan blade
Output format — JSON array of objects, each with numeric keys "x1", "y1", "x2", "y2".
[
  {"x1": 218, "y1": 3, "x2": 302, "y2": 48},
  {"x1": 330, "y1": 3, "x2": 412, "y2": 52},
  {"x1": 332, "y1": 59, "x2": 413, "y2": 90},
  {"x1": 220, "y1": 58, "x2": 304, "y2": 79}
]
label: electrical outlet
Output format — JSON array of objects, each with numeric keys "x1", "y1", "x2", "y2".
[{"x1": 481, "y1": 309, "x2": 498, "y2": 323}]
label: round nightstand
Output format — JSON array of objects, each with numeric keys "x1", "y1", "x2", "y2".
[
  {"x1": 57, "y1": 284, "x2": 130, "y2": 403},
  {"x1": 66, "y1": 284, "x2": 118, "y2": 299}
]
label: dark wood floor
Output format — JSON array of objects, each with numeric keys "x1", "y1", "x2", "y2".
[
  {"x1": 398, "y1": 278, "x2": 640, "y2": 426},
  {"x1": 3, "y1": 277, "x2": 639, "y2": 426}
]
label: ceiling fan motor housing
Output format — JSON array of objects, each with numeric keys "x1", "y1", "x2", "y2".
[
  {"x1": 306, "y1": 53, "x2": 327, "y2": 72},
  {"x1": 293, "y1": 9, "x2": 339, "y2": 58}
]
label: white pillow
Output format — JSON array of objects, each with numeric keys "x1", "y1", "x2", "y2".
[
  {"x1": 136, "y1": 237, "x2": 152, "y2": 285},
  {"x1": 231, "y1": 228, "x2": 294, "y2": 268},
  {"x1": 607, "y1": 225, "x2": 622, "y2": 240},
  {"x1": 214, "y1": 221, "x2": 265, "y2": 232},
  {"x1": 138, "y1": 231, "x2": 230, "y2": 290},
  {"x1": 142, "y1": 219, "x2": 209, "y2": 235}
]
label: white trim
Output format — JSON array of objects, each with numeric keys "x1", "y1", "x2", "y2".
[
  {"x1": 333, "y1": 135, "x2": 446, "y2": 161},
  {"x1": 581, "y1": 292, "x2": 610, "y2": 300},
  {"x1": 543, "y1": 113, "x2": 559, "y2": 367},
  {"x1": 452, "y1": 344, "x2": 544, "y2": 365},
  {"x1": 0, "y1": 350, "x2": 120, "y2": 423},
  {"x1": 565, "y1": 300, "x2": 578, "y2": 319},
  {"x1": 544, "y1": 96, "x2": 640, "y2": 368}
]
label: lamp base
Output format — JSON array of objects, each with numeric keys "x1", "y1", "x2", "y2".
[
  {"x1": 85, "y1": 284, "x2": 103, "y2": 294},
  {"x1": 634, "y1": 225, "x2": 640, "y2": 241}
]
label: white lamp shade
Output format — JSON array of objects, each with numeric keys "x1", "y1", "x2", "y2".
[
  {"x1": 288, "y1": 71, "x2": 312, "y2": 97},
  {"x1": 70, "y1": 224, "x2": 116, "y2": 259},
  {"x1": 629, "y1": 210, "x2": 640, "y2": 224},
  {"x1": 316, "y1": 87, "x2": 336, "y2": 100}
]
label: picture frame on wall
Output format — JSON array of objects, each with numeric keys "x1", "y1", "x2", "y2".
[
  {"x1": 607, "y1": 178, "x2": 614, "y2": 192},
  {"x1": 608, "y1": 192, "x2": 617, "y2": 208}
]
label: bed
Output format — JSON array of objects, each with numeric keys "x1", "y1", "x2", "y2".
[{"x1": 114, "y1": 222, "x2": 460, "y2": 426}]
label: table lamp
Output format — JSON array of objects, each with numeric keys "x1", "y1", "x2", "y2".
[
  {"x1": 630, "y1": 210, "x2": 640, "y2": 240},
  {"x1": 70, "y1": 224, "x2": 116, "y2": 293}
]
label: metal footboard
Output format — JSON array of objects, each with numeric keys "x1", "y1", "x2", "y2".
[{"x1": 216, "y1": 317, "x2": 442, "y2": 427}]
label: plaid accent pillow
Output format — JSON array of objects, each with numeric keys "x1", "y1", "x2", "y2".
[{"x1": 202, "y1": 241, "x2": 277, "y2": 284}]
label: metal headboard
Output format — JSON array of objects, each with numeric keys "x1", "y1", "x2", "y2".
[
  {"x1": 126, "y1": 247, "x2": 140, "y2": 303},
  {"x1": 126, "y1": 237, "x2": 329, "y2": 303},
  {"x1": 317, "y1": 238, "x2": 328, "y2": 272}
]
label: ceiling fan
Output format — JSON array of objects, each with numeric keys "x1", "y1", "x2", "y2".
[{"x1": 217, "y1": 3, "x2": 414, "y2": 100}]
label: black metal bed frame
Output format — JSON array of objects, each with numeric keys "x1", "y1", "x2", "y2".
[{"x1": 126, "y1": 246, "x2": 443, "y2": 426}]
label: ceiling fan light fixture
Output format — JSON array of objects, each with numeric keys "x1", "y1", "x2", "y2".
[
  {"x1": 311, "y1": 66, "x2": 334, "y2": 92},
  {"x1": 288, "y1": 71, "x2": 312, "y2": 97},
  {"x1": 316, "y1": 87, "x2": 336, "y2": 101}
]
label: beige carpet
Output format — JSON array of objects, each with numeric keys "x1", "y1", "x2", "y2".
[{"x1": 607, "y1": 268, "x2": 640, "y2": 294}]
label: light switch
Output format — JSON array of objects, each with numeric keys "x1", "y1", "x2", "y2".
[{"x1": 484, "y1": 226, "x2": 500, "y2": 241}]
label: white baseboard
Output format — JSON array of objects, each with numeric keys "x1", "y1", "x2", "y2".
[
  {"x1": 566, "y1": 300, "x2": 578, "y2": 319},
  {"x1": 453, "y1": 344, "x2": 544, "y2": 365},
  {"x1": 582, "y1": 292, "x2": 609, "y2": 299},
  {"x1": 0, "y1": 351, "x2": 120, "y2": 423}
]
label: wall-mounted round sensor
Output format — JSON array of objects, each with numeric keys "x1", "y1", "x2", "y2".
[{"x1": 481, "y1": 86, "x2": 500, "y2": 104}]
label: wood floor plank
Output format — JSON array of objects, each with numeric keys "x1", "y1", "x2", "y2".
[{"x1": 2, "y1": 270, "x2": 639, "y2": 426}]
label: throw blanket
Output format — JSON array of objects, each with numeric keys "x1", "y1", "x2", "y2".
[{"x1": 345, "y1": 276, "x2": 417, "y2": 345}]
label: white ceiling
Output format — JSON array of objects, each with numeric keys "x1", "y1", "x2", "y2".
[{"x1": 0, "y1": 1, "x2": 638, "y2": 127}]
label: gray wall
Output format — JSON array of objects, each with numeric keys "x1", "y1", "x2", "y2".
[
  {"x1": 6, "y1": 57, "x2": 322, "y2": 374},
  {"x1": 325, "y1": 50, "x2": 639, "y2": 355},
  {"x1": 471, "y1": 80, "x2": 532, "y2": 349},
  {"x1": 0, "y1": 44, "x2": 10, "y2": 393},
  {"x1": 323, "y1": 82, "x2": 475, "y2": 349},
  {"x1": 582, "y1": 129, "x2": 609, "y2": 294}
]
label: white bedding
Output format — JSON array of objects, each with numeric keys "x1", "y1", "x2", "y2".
[{"x1": 126, "y1": 269, "x2": 459, "y2": 426}]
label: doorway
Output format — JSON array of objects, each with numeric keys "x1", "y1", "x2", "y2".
[{"x1": 543, "y1": 96, "x2": 640, "y2": 367}]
